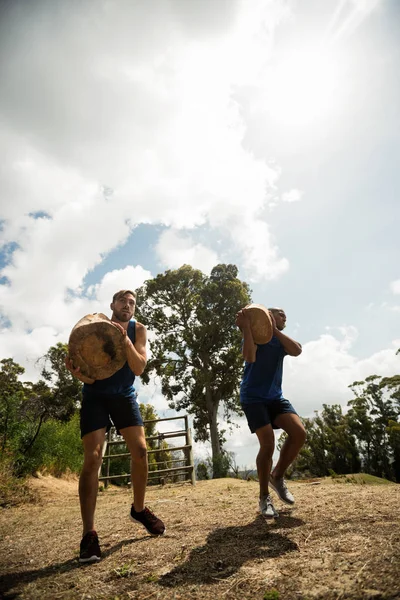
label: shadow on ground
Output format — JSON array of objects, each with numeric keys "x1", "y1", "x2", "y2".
[
  {"x1": 160, "y1": 514, "x2": 304, "y2": 586},
  {"x1": 0, "y1": 536, "x2": 149, "y2": 599}
]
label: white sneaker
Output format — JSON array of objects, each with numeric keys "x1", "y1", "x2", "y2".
[
  {"x1": 269, "y1": 475, "x2": 295, "y2": 505},
  {"x1": 259, "y1": 494, "x2": 279, "y2": 519}
]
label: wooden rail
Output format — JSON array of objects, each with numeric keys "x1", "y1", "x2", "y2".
[{"x1": 99, "y1": 414, "x2": 195, "y2": 487}]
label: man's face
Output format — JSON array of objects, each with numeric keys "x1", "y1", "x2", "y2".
[
  {"x1": 273, "y1": 309, "x2": 286, "y2": 331},
  {"x1": 111, "y1": 293, "x2": 136, "y2": 322}
]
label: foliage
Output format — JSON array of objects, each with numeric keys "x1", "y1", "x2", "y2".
[
  {"x1": 0, "y1": 358, "x2": 26, "y2": 454},
  {"x1": 196, "y1": 461, "x2": 210, "y2": 480},
  {"x1": 286, "y1": 363, "x2": 400, "y2": 482},
  {"x1": 0, "y1": 344, "x2": 84, "y2": 475},
  {"x1": 279, "y1": 405, "x2": 360, "y2": 478},
  {"x1": 18, "y1": 413, "x2": 83, "y2": 476},
  {"x1": 38, "y1": 342, "x2": 82, "y2": 421},
  {"x1": 136, "y1": 263, "x2": 251, "y2": 475},
  {"x1": 347, "y1": 374, "x2": 399, "y2": 480}
]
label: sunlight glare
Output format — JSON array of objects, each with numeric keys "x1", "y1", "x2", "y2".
[{"x1": 265, "y1": 48, "x2": 341, "y2": 128}]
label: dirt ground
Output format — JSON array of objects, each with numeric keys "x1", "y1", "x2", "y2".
[{"x1": 0, "y1": 475, "x2": 399, "y2": 600}]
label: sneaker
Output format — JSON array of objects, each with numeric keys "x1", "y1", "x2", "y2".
[
  {"x1": 130, "y1": 505, "x2": 166, "y2": 536},
  {"x1": 269, "y1": 475, "x2": 295, "y2": 505},
  {"x1": 79, "y1": 530, "x2": 101, "y2": 563},
  {"x1": 259, "y1": 495, "x2": 279, "y2": 519}
]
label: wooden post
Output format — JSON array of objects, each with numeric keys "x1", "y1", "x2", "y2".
[
  {"x1": 104, "y1": 429, "x2": 111, "y2": 488},
  {"x1": 184, "y1": 415, "x2": 196, "y2": 486},
  {"x1": 188, "y1": 426, "x2": 196, "y2": 485}
]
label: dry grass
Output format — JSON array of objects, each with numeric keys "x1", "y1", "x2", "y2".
[{"x1": 0, "y1": 476, "x2": 399, "y2": 600}]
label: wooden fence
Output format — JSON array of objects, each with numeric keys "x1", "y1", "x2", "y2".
[{"x1": 99, "y1": 415, "x2": 195, "y2": 487}]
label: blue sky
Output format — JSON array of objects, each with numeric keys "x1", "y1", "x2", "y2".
[{"x1": 0, "y1": 0, "x2": 399, "y2": 468}]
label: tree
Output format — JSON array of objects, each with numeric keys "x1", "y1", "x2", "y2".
[
  {"x1": 136, "y1": 264, "x2": 251, "y2": 477},
  {"x1": 38, "y1": 342, "x2": 82, "y2": 421},
  {"x1": 282, "y1": 405, "x2": 360, "y2": 478},
  {"x1": 0, "y1": 359, "x2": 25, "y2": 453},
  {"x1": 348, "y1": 374, "x2": 400, "y2": 480}
]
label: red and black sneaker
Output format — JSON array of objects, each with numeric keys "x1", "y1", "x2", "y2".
[
  {"x1": 130, "y1": 505, "x2": 166, "y2": 536},
  {"x1": 79, "y1": 530, "x2": 101, "y2": 563}
]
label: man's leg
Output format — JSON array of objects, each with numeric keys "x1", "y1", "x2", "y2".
[
  {"x1": 255, "y1": 424, "x2": 278, "y2": 518},
  {"x1": 121, "y1": 425, "x2": 165, "y2": 535},
  {"x1": 79, "y1": 427, "x2": 107, "y2": 535},
  {"x1": 255, "y1": 424, "x2": 275, "y2": 497},
  {"x1": 271, "y1": 413, "x2": 306, "y2": 479},
  {"x1": 120, "y1": 425, "x2": 148, "y2": 512}
]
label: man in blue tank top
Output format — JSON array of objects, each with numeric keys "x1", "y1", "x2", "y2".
[
  {"x1": 236, "y1": 306, "x2": 306, "y2": 520},
  {"x1": 66, "y1": 289, "x2": 165, "y2": 563}
]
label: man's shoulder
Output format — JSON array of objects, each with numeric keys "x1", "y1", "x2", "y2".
[{"x1": 133, "y1": 320, "x2": 146, "y2": 333}]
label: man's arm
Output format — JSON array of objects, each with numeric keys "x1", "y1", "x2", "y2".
[
  {"x1": 270, "y1": 313, "x2": 302, "y2": 357},
  {"x1": 235, "y1": 309, "x2": 257, "y2": 363},
  {"x1": 65, "y1": 357, "x2": 95, "y2": 384},
  {"x1": 113, "y1": 321, "x2": 147, "y2": 376}
]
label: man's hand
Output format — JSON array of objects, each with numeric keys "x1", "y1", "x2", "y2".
[
  {"x1": 65, "y1": 356, "x2": 95, "y2": 384},
  {"x1": 112, "y1": 321, "x2": 133, "y2": 349},
  {"x1": 235, "y1": 308, "x2": 251, "y2": 331}
]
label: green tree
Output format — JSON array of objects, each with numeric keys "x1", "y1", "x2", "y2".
[
  {"x1": 136, "y1": 264, "x2": 251, "y2": 477},
  {"x1": 39, "y1": 342, "x2": 82, "y2": 421},
  {"x1": 0, "y1": 358, "x2": 25, "y2": 454},
  {"x1": 348, "y1": 374, "x2": 399, "y2": 480},
  {"x1": 284, "y1": 406, "x2": 360, "y2": 477}
]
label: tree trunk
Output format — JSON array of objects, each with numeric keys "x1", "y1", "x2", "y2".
[
  {"x1": 23, "y1": 412, "x2": 45, "y2": 454},
  {"x1": 205, "y1": 386, "x2": 222, "y2": 477}
]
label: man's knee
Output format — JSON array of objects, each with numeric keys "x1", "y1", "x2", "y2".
[
  {"x1": 82, "y1": 448, "x2": 103, "y2": 472},
  {"x1": 131, "y1": 444, "x2": 148, "y2": 463},
  {"x1": 257, "y1": 443, "x2": 275, "y2": 460},
  {"x1": 290, "y1": 423, "x2": 306, "y2": 446}
]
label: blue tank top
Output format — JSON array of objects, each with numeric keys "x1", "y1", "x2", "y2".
[
  {"x1": 83, "y1": 320, "x2": 137, "y2": 397},
  {"x1": 240, "y1": 336, "x2": 286, "y2": 404}
]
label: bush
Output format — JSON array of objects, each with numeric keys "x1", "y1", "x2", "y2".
[{"x1": 20, "y1": 413, "x2": 83, "y2": 476}]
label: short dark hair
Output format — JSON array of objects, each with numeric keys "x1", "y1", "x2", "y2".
[{"x1": 112, "y1": 289, "x2": 136, "y2": 303}]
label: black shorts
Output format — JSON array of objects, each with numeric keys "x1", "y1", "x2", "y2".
[
  {"x1": 242, "y1": 398, "x2": 297, "y2": 433},
  {"x1": 80, "y1": 392, "x2": 144, "y2": 438}
]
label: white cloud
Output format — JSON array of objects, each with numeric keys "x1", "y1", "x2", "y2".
[
  {"x1": 87, "y1": 266, "x2": 152, "y2": 307},
  {"x1": 155, "y1": 230, "x2": 219, "y2": 274},
  {"x1": 0, "y1": 0, "x2": 293, "y2": 338},
  {"x1": 390, "y1": 279, "x2": 400, "y2": 295},
  {"x1": 281, "y1": 189, "x2": 303, "y2": 203}
]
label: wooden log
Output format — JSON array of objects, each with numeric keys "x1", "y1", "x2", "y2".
[
  {"x1": 245, "y1": 303, "x2": 273, "y2": 345},
  {"x1": 68, "y1": 313, "x2": 126, "y2": 380}
]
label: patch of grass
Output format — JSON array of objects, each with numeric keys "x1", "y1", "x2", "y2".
[
  {"x1": 0, "y1": 456, "x2": 37, "y2": 507},
  {"x1": 112, "y1": 562, "x2": 136, "y2": 578},
  {"x1": 329, "y1": 473, "x2": 395, "y2": 485},
  {"x1": 264, "y1": 589, "x2": 280, "y2": 600}
]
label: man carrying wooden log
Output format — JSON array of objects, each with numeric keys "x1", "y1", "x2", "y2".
[
  {"x1": 235, "y1": 306, "x2": 306, "y2": 519},
  {"x1": 66, "y1": 289, "x2": 165, "y2": 563}
]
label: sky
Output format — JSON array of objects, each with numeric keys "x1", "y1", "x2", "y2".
[{"x1": 0, "y1": 0, "x2": 399, "y2": 469}]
